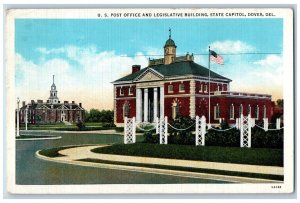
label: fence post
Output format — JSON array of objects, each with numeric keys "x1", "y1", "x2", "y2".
[
  {"x1": 248, "y1": 114, "x2": 252, "y2": 148},
  {"x1": 263, "y1": 118, "x2": 268, "y2": 131},
  {"x1": 155, "y1": 117, "x2": 159, "y2": 134},
  {"x1": 195, "y1": 116, "x2": 199, "y2": 146},
  {"x1": 252, "y1": 118, "x2": 255, "y2": 128},
  {"x1": 165, "y1": 116, "x2": 168, "y2": 144},
  {"x1": 276, "y1": 118, "x2": 280, "y2": 129},
  {"x1": 240, "y1": 114, "x2": 243, "y2": 147},
  {"x1": 124, "y1": 117, "x2": 128, "y2": 144},
  {"x1": 201, "y1": 116, "x2": 206, "y2": 146},
  {"x1": 132, "y1": 117, "x2": 136, "y2": 143}
]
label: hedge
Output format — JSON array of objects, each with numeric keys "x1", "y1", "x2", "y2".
[{"x1": 143, "y1": 118, "x2": 283, "y2": 148}]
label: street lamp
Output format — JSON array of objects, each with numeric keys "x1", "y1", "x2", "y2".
[
  {"x1": 16, "y1": 97, "x2": 20, "y2": 137},
  {"x1": 25, "y1": 104, "x2": 28, "y2": 131}
]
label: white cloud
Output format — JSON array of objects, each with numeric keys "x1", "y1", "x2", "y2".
[
  {"x1": 16, "y1": 46, "x2": 149, "y2": 110},
  {"x1": 210, "y1": 40, "x2": 255, "y2": 54}
]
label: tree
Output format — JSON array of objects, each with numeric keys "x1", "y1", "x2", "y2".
[
  {"x1": 84, "y1": 109, "x2": 114, "y2": 123},
  {"x1": 276, "y1": 99, "x2": 283, "y2": 108}
]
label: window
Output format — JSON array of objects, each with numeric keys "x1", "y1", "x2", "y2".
[
  {"x1": 199, "y1": 83, "x2": 202, "y2": 92},
  {"x1": 54, "y1": 93, "x2": 56, "y2": 96},
  {"x1": 247, "y1": 105, "x2": 251, "y2": 116},
  {"x1": 239, "y1": 104, "x2": 243, "y2": 116},
  {"x1": 263, "y1": 105, "x2": 266, "y2": 118},
  {"x1": 255, "y1": 105, "x2": 259, "y2": 119},
  {"x1": 128, "y1": 86, "x2": 133, "y2": 95},
  {"x1": 168, "y1": 84, "x2": 174, "y2": 93},
  {"x1": 123, "y1": 103, "x2": 129, "y2": 118},
  {"x1": 120, "y1": 87, "x2": 124, "y2": 96},
  {"x1": 218, "y1": 85, "x2": 222, "y2": 92},
  {"x1": 214, "y1": 104, "x2": 220, "y2": 119},
  {"x1": 204, "y1": 84, "x2": 207, "y2": 93},
  {"x1": 179, "y1": 83, "x2": 185, "y2": 92},
  {"x1": 230, "y1": 104, "x2": 234, "y2": 120},
  {"x1": 172, "y1": 102, "x2": 180, "y2": 119}
]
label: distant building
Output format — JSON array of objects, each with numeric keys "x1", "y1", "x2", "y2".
[
  {"x1": 18, "y1": 75, "x2": 85, "y2": 124},
  {"x1": 112, "y1": 31, "x2": 275, "y2": 127}
]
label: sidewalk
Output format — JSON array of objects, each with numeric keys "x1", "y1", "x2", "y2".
[
  {"x1": 36, "y1": 145, "x2": 283, "y2": 183},
  {"x1": 57, "y1": 145, "x2": 283, "y2": 176}
]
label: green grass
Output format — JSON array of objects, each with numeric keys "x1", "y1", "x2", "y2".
[
  {"x1": 78, "y1": 158, "x2": 283, "y2": 181},
  {"x1": 91, "y1": 143, "x2": 283, "y2": 166}
]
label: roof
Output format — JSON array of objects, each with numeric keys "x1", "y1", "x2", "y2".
[
  {"x1": 164, "y1": 38, "x2": 176, "y2": 48},
  {"x1": 20, "y1": 103, "x2": 84, "y2": 110},
  {"x1": 113, "y1": 61, "x2": 231, "y2": 83}
]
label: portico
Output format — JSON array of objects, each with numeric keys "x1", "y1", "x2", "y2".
[{"x1": 136, "y1": 86, "x2": 164, "y2": 123}]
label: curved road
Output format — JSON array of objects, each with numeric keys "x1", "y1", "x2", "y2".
[{"x1": 17, "y1": 131, "x2": 228, "y2": 184}]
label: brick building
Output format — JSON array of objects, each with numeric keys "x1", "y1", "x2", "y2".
[
  {"x1": 112, "y1": 33, "x2": 274, "y2": 127},
  {"x1": 18, "y1": 75, "x2": 85, "y2": 124}
]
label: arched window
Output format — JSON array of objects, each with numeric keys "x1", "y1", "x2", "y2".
[
  {"x1": 239, "y1": 104, "x2": 243, "y2": 116},
  {"x1": 172, "y1": 101, "x2": 180, "y2": 119},
  {"x1": 230, "y1": 104, "x2": 234, "y2": 120},
  {"x1": 123, "y1": 103, "x2": 129, "y2": 118},
  {"x1": 247, "y1": 105, "x2": 251, "y2": 116},
  {"x1": 214, "y1": 104, "x2": 220, "y2": 119},
  {"x1": 255, "y1": 105, "x2": 259, "y2": 119}
]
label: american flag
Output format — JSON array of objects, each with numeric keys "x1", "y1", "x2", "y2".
[{"x1": 210, "y1": 50, "x2": 224, "y2": 65}]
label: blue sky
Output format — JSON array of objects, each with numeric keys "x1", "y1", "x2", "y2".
[{"x1": 15, "y1": 18, "x2": 283, "y2": 110}]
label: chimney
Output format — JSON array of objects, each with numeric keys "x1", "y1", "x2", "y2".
[
  {"x1": 79, "y1": 103, "x2": 82, "y2": 107},
  {"x1": 72, "y1": 101, "x2": 75, "y2": 104},
  {"x1": 22, "y1": 101, "x2": 25, "y2": 107},
  {"x1": 37, "y1": 99, "x2": 43, "y2": 103},
  {"x1": 132, "y1": 65, "x2": 141, "y2": 74},
  {"x1": 31, "y1": 100, "x2": 35, "y2": 104},
  {"x1": 64, "y1": 101, "x2": 68, "y2": 104}
]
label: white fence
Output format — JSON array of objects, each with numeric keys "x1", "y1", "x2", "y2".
[{"x1": 124, "y1": 115, "x2": 283, "y2": 148}]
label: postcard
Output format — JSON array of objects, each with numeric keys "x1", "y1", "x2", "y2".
[{"x1": 5, "y1": 8, "x2": 294, "y2": 194}]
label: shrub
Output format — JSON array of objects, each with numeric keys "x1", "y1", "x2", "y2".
[
  {"x1": 102, "y1": 123, "x2": 116, "y2": 128},
  {"x1": 143, "y1": 132, "x2": 159, "y2": 144},
  {"x1": 76, "y1": 120, "x2": 86, "y2": 131}
]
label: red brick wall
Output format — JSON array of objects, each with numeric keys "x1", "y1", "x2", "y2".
[
  {"x1": 164, "y1": 81, "x2": 190, "y2": 95},
  {"x1": 195, "y1": 81, "x2": 228, "y2": 94},
  {"x1": 164, "y1": 96, "x2": 190, "y2": 119},
  {"x1": 210, "y1": 96, "x2": 273, "y2": 124},
  {"x1": 116, "y1": 85, "x2": 136, "y2": 98}
]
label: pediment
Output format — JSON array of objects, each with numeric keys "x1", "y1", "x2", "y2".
[
  {"x1": 37, "y1": 105, "x2": 50, "y2": 110},
  {"x1": 134, "y1": 69, "x2": 163, "y2": 82}
]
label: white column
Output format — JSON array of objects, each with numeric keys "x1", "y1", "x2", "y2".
[
  {"x1": 154, "y1": 87, "x2": 158, "y2": 121},
  {"x1": 189, "y1": 80, "x2": 196, "y2": 118},
  {"x1": 144, "y1": 88, "x2": 148, "y2": 122},
  {"x1": 136, "y1": 88, "x2": 142, "y2": 122},
  {"x1": 160, "y1": 86, "x2": 164, "y2": 118}
]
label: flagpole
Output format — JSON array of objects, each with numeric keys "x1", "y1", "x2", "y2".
[{"x1": 208, "y1": 46, "x2": 211, "y2": 127}]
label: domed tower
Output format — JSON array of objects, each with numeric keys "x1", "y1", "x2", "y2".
[
  {"x1": 48, "y1": 75, "x2": 59, "y2": 104},
  {"x1": 164, "y1": 28, "x2": 177, "y2": 65}
]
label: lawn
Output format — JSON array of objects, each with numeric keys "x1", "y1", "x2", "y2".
[{"x1": 91, "y1": 143, "x2": 283, "y2": 166}]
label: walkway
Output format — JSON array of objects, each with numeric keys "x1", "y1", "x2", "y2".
[{"x1": 37, "y1": 145, "x2": 283, "y2": 184}]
